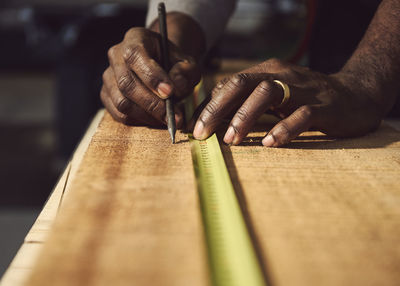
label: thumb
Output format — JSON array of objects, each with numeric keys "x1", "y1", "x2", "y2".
[{"x1": 169, "y1": 58, "x2": 201, "y2": 99}]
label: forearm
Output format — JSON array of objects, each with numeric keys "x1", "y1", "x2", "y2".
[
  {"x1": 339, "y1": 0, "x2": 400, "y2": 115},
  {"x1": 148, "y1": 12, "x2": 206, "y2": 61}
]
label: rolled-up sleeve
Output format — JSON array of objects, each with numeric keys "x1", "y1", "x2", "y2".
[{"x1": 146, "y1": 0, "x2": 237, "y2": 50}]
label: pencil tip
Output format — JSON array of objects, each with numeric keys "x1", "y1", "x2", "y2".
[{"x1": 168, "y1": 127, "x2": 176, "y2": 144}]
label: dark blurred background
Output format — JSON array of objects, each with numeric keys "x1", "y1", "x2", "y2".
[{"x1": 0, "y1": 0, "x2": 398, "y2": 278}]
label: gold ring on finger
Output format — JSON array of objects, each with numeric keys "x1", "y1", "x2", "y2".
[{"x1": 273, "y1": 79, "x2": 290, "y2": 108}]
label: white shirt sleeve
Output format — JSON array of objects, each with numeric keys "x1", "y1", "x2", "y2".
[{"x1": 146, "y1": 0, "x2": 237, "y2": 50}]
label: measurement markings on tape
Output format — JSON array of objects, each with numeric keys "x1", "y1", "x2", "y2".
[{"x1": 190, "y1": 133, "x2": 266, "y2": 286}]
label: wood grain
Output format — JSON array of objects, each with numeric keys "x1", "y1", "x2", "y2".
[
  {"x1": 20, "y1": 109, "x2": 400, "y2": 286},
  {"x1": 25, "y1": 112, "x2": 209, "y2": 286},
  {"x1": 223, "y1": 124, "x2": 400, "y2": 286}
]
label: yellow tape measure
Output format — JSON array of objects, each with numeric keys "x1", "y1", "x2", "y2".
[{"x1": 190, "y1": 134, "x2": 266, "y2": 286}]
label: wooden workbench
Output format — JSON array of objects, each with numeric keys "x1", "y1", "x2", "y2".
[{"x1": 2, "y1": 106, "x2": 400, "y2": 286}]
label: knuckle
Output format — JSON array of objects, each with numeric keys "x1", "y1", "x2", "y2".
[
  {"x1": 218, "y1": 77, "x2": 229, "y2": 88},
  {"x1": 256, "y1": 80, "x2": 273, "y2": 96},
  {"x1": 117, "y1": 74, "x2": 135, "y2": 94},
  {"x1": 144, "y1": 59, "x2": 162, "y2": 87},
  {"x1": 235, "y1": 106, "x2": 250, "y2": 123},
  {"x1": 229, "y1": 73, "x2": 248, "y2": 89},
  {"x1": 124, "y1": 27, "x2": 146, "y2": 40},
  {"x1": 117, "y1": 113, "x2": 129, "y2": 124},
  {"x1": 124, "y1": 27, "x2": 137, "y2": 37},
  {"x1": 212, "y1": 77, "x2": 230, "y2": 97},
  {"x1": 267, "y1": 58, "x2": 283, "y2": 67},
  {"x1": 116, "y1": 97, "x2": 131, "y2": 113},
  {"x1": 108, "y1": 106, "x2": 129, "y2": 124},
  {"x1": 146, "y1": 98, "x2": 163, "y2": 114},
  {"x1": 211, "y1": 88, "x2": 219, "y2": 98},
  {"x1": 107, "y1": 45, "x2": 117, "y2": 61},
  {"x1": 123, "y1": 45, "x2": 144, "y2": 66},
  {"x1": 204, "y1": 99, "x2": 220, "y2": 117},
  {"x1": 258, "y1": 80, "x2": 273, "y2": 92}
]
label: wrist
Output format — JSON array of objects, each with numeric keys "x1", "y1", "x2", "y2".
[
  {"x1": 149, "y1": 12, "x2": 206, "y2": 61},
  {"x1": 335, "y1": 66, "x2": 396, "y2": 117},
  {"x1": 330, "y1": 71, "x2": 385, "y2": 120}
]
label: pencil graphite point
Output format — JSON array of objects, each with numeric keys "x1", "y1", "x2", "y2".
[{"x1": 169, "y1": 127, "x2": 176, "y2": 144}]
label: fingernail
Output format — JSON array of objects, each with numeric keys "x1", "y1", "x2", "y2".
[
  {"x1": 262, "y1": 134, "x2": 275, "y2": 147},
  {"x1": 193, "y1": 120, "x2": 206, "y2": 139},
  {"x1": 157, "y1": 82, "x2": 173, "y2": 98},
  {"x1": 173, "y1": 74, "x2": 187, "y2": 91},
  {"x1": 223, "y1": 126, "x2": 235, "y2": 144}
]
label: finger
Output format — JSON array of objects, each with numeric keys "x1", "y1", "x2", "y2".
[
  {"x1": 224, "y1": 80, "x2": 282, "y2": 145},
  {"x1": 262, "y1": 105, "x2": 317, "y2": 147},
  {"x1": 100, "y1": 86, "x2": 136, "y2": 125},
  {"x1": 102, "y1": 68, "x2": 164, "y2": 127},
  {"x1": 102, "y1": 67, "x2": 133, "y2": 114},
  {"x1": 169, "y1": 58, "x2": 201, "y2": 98},
  {"x1": 109, "y1": 47, "x2": 184, "y2": 124},
  {"x1": 183, "y1": 97, "x2": 208, "y2": 132},
  {"x1": 120, "y1": 44, "x2": 174, "y2": 99},
  {"x1": 193, "y1": 73, "x2": 265, "y2": 140},
  {"x1": 101, "y1": 84, "x2": 165, "y2": 127},
  {"x1": 186, "y1": 77, "x2": 229, "y2": 131}
]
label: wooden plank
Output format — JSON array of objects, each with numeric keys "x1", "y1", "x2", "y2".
[
  {"x1": 0, "y1": 110, "x2": 104, "y2": 286},
  {"x1": 4, "y1": 103, "x2": 400, "y2": 286},
  {"x1": 223, "y1": 123, "x2": 400, "y2": 286},
  {"x1": 25, "y1": 112, "x2": 209, "y2": 286}
]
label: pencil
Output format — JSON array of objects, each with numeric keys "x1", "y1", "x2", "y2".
[{"x1": 158, "y1": 2, "x2": 176, "y2": 144}]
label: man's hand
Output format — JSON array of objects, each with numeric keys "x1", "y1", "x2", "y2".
[
  {"x1": 193, "y1": 0, "x2": 400, "y2": 147},
  {"x1": 101, "y1": 13, "x2": 205, "y2": 127},
  {"x1": 192, "y1": 59, "x2": 382, "y2": 147}
]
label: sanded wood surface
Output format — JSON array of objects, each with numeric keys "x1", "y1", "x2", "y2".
[
  {"x1": 25, "y1": 112, "x2": 209, "y2": 286},
  {"x1": 13, "y1": 110, "x2": 400, "y2": 286},
  {"x1": 223, "y1": 124, "x2": 400, "y2": 286}
]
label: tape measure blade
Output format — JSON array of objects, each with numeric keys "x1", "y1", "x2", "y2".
[{"x1": 190, "y1": 134, "x2": 266, "y2": 286}]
